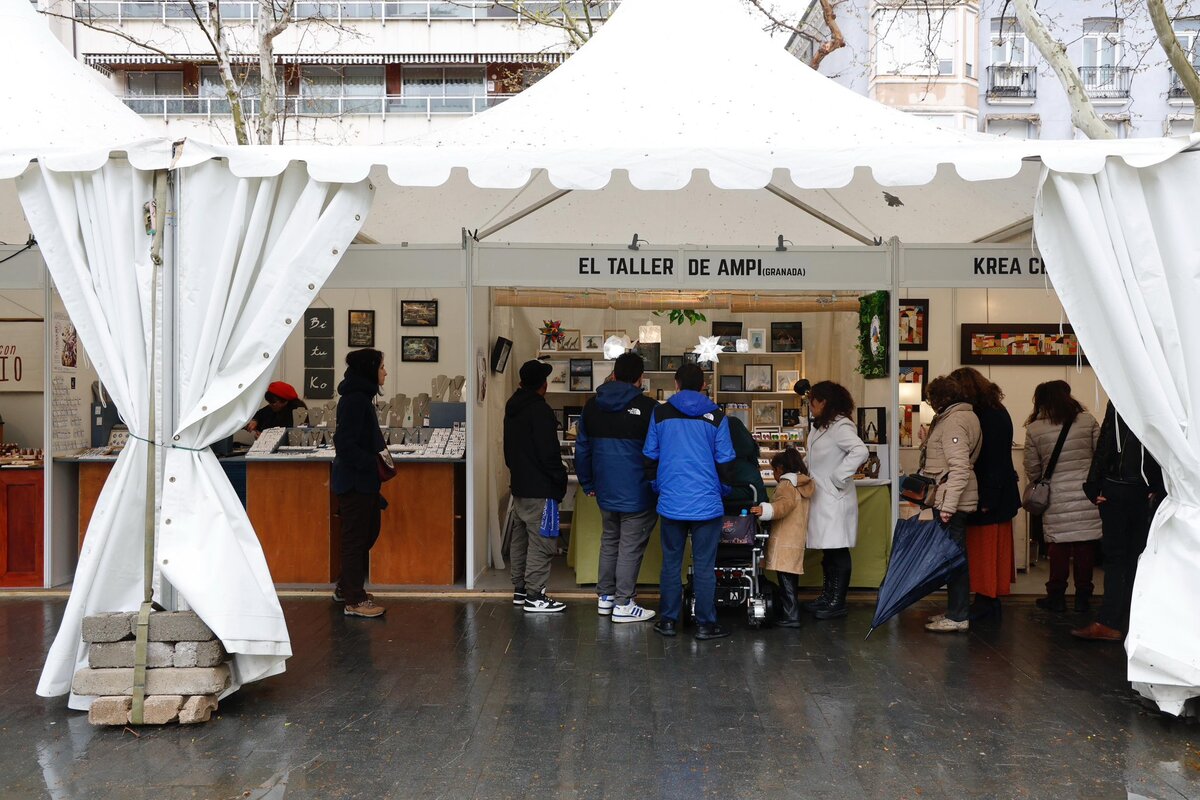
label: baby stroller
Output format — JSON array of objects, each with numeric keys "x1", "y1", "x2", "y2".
[{"x1": 683, "y1": 495, "x2": 774, "y2": 628}]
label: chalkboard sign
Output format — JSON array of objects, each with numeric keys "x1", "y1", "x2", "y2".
[
  {"x1": 305, "y1": 369, "x2": 335, "y2": 400},
  {"x1": 304, "y1": 307, "x2": 336, "y2": 399},
  {"x1": 304, "y1": 339, "x2": 334, "y2": 369},
  {"x1": 305, "y1": 308, "x2": 333, "y2": 335}
]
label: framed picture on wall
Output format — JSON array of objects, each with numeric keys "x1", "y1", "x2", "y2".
[
  {"x1": 752, "y1": 400, "x2": 783, "y2": 431},
  {"x1": 857, "y1": 406, "x2": 887, "y2": 444},
  {"x1": 684, "y1": 352, "x2": 713, "y2": 371},
  {"x1": 401, "y1": 336, "x2": 438, "y2": 362},
  {"x1": 400, "y1": 300, "x2": 438, "y2": 327},
  {"x1": 770, "y1": 321, "x2": 803, "y2": 352},
  {"x1": 775, "y1": 369, "x2": 800, "y2": 393},
  {"x1": 633, "y1": 341, "x2": 660, "y2": 371},
  {"x1": 347, "y1": 309, "x2": 375, "y2": 347},
  {"x1": 747, "y1": 328, "x2": 767, "y2": 353},
  {"x1": 581, "y1": 333, "x2": 604, "y2": 352},
  {"x1": 719, "y1": 374, "x2": 744, "y2": 392},
  {"x1": 557, "y1": 329, "x2": 582, "y2": 352},
  {"x1": 899, "y1": 360, "x2": 929, "y2": 400},
  {"x1": 898, "y1": 404, "x2": 919, "y2": 447},
  {"x1": 490, "y1": 336, "x2": 513, "y2": 373},
  {"x1": 711, "y1": 321, "x2": 742, "y2": 351},
  {"x1": 660, "y1": 355, "x2": 685, "y2": 372},
  {"x1": 960, "y1": 323, "x2": 1088, "y2": 366},
  {"x1": 743, "y1": 364, "x2": 773, "y2": 392},
  {"x1": 782, "y1": 408, "x2": 801, "y2": 428},
  {"x1": 569, "y1": 359, "x2": 593, "y2": 392},
  {"x1": 547, "y1": 361, "x2": 568, "y2": 389},
  {"x1": 724, "y1": 404, "x2": 751, "y2": 430},
  {"x1": 898, "y1": 298, "x2": 929, "y2": 351}
]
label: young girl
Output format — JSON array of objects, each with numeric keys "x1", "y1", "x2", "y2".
[{"x1": 752, "y1": 448, "x2": 815, "y2": 628}]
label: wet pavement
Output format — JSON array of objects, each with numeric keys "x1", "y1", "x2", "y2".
[{"x1": 1, "y1": 596, "x2": 1197, "y2": 800}]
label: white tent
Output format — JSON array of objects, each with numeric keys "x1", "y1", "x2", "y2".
[{"x1": 4, "y1": 0, "x2": 1198, "y2": 713}]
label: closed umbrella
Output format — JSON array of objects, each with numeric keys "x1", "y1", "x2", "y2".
[{"x1": 867, "y1": 515, "x2": 966, "y2": 637}]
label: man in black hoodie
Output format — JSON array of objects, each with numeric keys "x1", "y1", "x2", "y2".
[{"x1": 504, "y1": 360, "x2": 568, "y2": 613}]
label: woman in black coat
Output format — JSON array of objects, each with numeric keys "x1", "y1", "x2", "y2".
[
  {"x1": 723, "y1": 415, "x2": 768, "y2": 515},
  {"x1": 950, "y1": 368, "x2": 1021, "y2": 621}
]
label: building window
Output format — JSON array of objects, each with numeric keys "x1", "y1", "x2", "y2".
[
  {"x1": 126, "y1": 71, "x2": 183, "y2": 97},
  {"x1": 300, "y1": 66, "x2": 385, "y2": 114},
  {"x1": 399, "y1": 66, "x2": 486, "y2": 112},
  {"x1": 990, "y1": 18, "x2": 1027, "y2": 66},
  {"x1": 874, "y1": 7, "x2": 959, "y2": 77},
  {"x1": 985, "y1": 117, "x2": 1037, "y2": 139},
  {"x1": 1081, "y1": 19, "x2": 1121, "y2": 68},
  {"x1": 1170, "y1": 19, "x2": 1200, "y2": 99}
]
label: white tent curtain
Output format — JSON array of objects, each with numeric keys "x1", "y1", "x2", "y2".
[
  {"x1": 1035, "y1": 152, "x2": 1200, "y2": 715},
  {"x1": 19, "y1": 158, "x2": 371, "y2": 706}
]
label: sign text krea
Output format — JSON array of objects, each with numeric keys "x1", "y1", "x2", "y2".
[{"x1": 974, "y1": 255, "x2": 1045, "y2": 275}]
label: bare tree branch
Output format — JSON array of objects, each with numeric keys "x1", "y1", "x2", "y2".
[
  {"x1": 40, "y1": 10, "x2": 189, "y2": 62},
  {"x1": 811, "y1": 0, "x2": 846, "y2": 71},
  {"x1": 1148, "y1": 0, "x2": 1200, "y2": 130}
]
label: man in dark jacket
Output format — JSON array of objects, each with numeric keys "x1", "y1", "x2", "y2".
[
  {"x1": 1074, "y1": 402, "x2": 1166, "y2": 641},
  {"x1": 575, "y1": 352, "x2": 658, "y2": 623},
  {"x1": 504, "y1": 360, "x2": 568, "y2": 613},
  {"x1": 644, "y1": 363, "x2": 736, "y2": 640}
]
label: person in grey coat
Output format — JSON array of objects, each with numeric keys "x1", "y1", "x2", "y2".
[{"x1": 1023, "y1": 381, "x2": 1102, "y2": 613}]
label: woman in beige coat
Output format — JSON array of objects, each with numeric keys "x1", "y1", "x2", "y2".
[
  {"x1": 753, "y1": 448, "x2": 815, "y2": 628},
  {"x1": 1023, "y1": 381, "x2": 1102, "y2": 612}
]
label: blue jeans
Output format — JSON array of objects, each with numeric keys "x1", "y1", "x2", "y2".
[{"x1": 659, "y1": 516, "x2": 722, "y2": 625}]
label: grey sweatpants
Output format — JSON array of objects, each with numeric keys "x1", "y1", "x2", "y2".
[
  {"x1": 598, "y1": 508, "x2": 657, "y2": 605},
  {"x1": 510, "y1": 497, "x2": 558, "y2": 594}
]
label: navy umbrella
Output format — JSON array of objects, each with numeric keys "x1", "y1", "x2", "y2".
[{"x1": 867, "y1": 515, "x2": 967, "y2": 637}]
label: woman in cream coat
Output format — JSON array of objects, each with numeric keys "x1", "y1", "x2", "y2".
[{"x1": 803, "y1": 381, "x2": 869, "y2": 620}]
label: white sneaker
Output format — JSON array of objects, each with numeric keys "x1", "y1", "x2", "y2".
[
  {"x1": 597, "y1": 595, "x2": 615, "y2": 616},
  {"x1": 925, "y1": 617, "x2": 968, "y2": 633},
  {"x1": 611, "y1": 601, "x2": 656, "y2": 624},
  {"x1": 927, "y1": 613, "x2": 946, "y2": 624},
  {"x1": 524, "y1": 591, "x2": 566, "y2": 614}
]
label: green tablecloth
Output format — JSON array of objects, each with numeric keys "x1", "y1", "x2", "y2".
[{"x1": 567, "y1": 483, "x2": 891, "y2": 589}]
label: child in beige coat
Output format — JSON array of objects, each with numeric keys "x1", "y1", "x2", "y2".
[{"x1": 752, "y1": 448, "x2": 815, "y2": 628}]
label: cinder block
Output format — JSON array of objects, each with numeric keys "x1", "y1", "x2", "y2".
[
  {"x1": 71, "y1": 665, "x2": 231, "y2": 697},
  {"x1": 139, "y1": 695, "x2": 183, "y2": 725},
  {"x1": 173, "y1": 640, "x2": 225, "y2": 668},
  {"x1": 147, "y1": 611, "x2": 216, "y2": 643},
  {"x1": 179, "y1": 694, "x2": 218, "y2": 724},
  {"x1": 81, "y1": 613, "x2": 135, "y2": 644},
  {"x1": 88, "y1": 641, "x2": 174, "y2": 669},
  {"x1": 87, "y1": 696, "x2": 131, "y2": 726}
]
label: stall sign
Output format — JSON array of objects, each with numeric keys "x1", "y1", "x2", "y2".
[
  {"x1": 901, "y1": 245, "x2": 1052, "y2": 289},
  {"x1": 326, "y1": 245, "x2": 465, "y2": 289},
  {"x1": 0, "y1": 319, "x2": 44, "y2": 392}
]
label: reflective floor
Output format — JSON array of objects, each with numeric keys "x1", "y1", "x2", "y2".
[{"x1": 2, "y1": 597, "x2": 1197, "y2": 800}]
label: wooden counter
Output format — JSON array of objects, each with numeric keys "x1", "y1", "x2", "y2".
[
  {"x1": 371, "y1": 461, "x2": 466, "y2": 585},
  {"x1": 78, "y1": 461, "x2": 115, "y2": 551},
  {"x1": 0, "y1": 469, "x2": 43, "y2": 587},
  {"x1": 246, "y1": 461, "x2": 339, "y2": 584}
]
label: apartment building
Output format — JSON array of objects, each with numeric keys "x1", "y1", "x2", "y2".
[
  {"x1": 40, "y1": 0, "x2": 617, "y2": 143},
  {"x1": 789, "y1": 0, "x2": 1199, "y2": 138}
]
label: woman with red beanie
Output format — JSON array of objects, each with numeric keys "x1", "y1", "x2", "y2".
[{"x1": 246, "y1": 381, "x2": 307, "y2": 436}]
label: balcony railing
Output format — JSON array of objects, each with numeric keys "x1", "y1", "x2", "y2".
[
  {"x1": 73, "y1": 0, "x2": 619, "y2": 23},
  {"x1": 986, "y1": 65, "x2": 1036, "y2": 99},
  {"x1": 1168, "y1": 67, "x2": 1197, "y2": 101},
  {"x1": 1078, "y1": 65, "x2": 1132, "y2": 99},
  {"x1": 121, "y1": 94, "x2": 510, "y2": 117}
]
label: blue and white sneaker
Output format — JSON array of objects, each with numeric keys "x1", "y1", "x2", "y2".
[
  {"x1": 597, "y1": 595, "x2": 615, "y2": 616},
  {"x1": 611, "y1": 601, "x2": 656, "y2": 624}
]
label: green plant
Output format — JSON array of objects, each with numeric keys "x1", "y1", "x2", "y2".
[
  {"x1": 857, "y1": 291, "x2": 889, "y2": 379},
  {"x1": 654, "y1": 309, "x2": 707, "y2": 325}
]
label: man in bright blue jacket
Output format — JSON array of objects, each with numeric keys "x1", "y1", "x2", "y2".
[
  {"x1": 643, "y1": 362, "x2": 737, "y2": 640},
  {"x1": 575, "y1": 352, "x2": 658, "y2": 623}
]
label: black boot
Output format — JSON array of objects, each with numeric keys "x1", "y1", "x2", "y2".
[
  {"x1": 1036, "y1": 594, "x2": 1067, "y2": 613},
  {"x1": 1073, "y1": 591, "x2": 1092, "y2": 613},
  {"x1": 775, "y1": 572, "x2": 801, "y2": 628},
  {"x1": 969, "y1": 595, "x2": 1001, "y2": 621},
  {"x1": 803, "y1": 568, "x2": 833, "y2": 613},
  {"x1": 813, "y1": 567, "x2": 850, "y2": 620}
]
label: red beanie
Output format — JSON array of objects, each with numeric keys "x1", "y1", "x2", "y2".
[{"x1": 267, "y1": 381, "x2": 299, "y2": 401}]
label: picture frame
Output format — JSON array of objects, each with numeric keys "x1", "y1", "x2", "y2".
[
  {"x1": 857, "y1": 406, "x2": 887, "y2": 444},
  {"x1": 724, "y1": 404, "x2": 751, "y2": 430},
  {"x1": 775, "y1": 369, "x2": 801, "y2": 393},
  {"x1": 711, "y1": 321, "x2": 743, "y2": 351},
  {"x1": 569, "y1": 359, "x2": 593, "y2": 392},
  {"x1": 743, "y1": 364, "x2": 773, "y2": 392},
  {"x1": 553, "y1": 408, "x2": 566, "y2": 431},
  {"x1": 581, "y1": 333, "x2": 604, "y2": 352},
  {"x1": 547, "y1": 361, "x2": 568, "y2": 388},
  {"x1": 684, "y1": 351, "x2": 713, "y2": 371},
  {"x1": 752, "y1": 400, "x2": 783, "y2": 431},
  {"x1": 898, "y1": 360, "x2": 928, "y2": 400},
  {"x1": 400, "y1": 335, "x2": 438, "y2": 363},
  {"x1": 347, "y1": 309, "x2": 375, "y2": 347},
  {"x1": 400, "y1": 300, "x2": 438, "y2": 327},
  {"x1": 898, "y1": 404, "x2": 919, "y2": 448},
  {"x1": 660, "y1": 354, "x2": 685, "y2": 373},
  {"x1": 770, "y1": 321, "x2": 804, "y2": 352},
  {"x1": 747, "y1": 327, "x2": 767, "y2": 353},
  {"x1": 719, "y1": 374, "x2": 744, "y2": 392},
  {"x1": 898, "y1": 298, "x2": 929, "y2": 352},
  {"x1": 960, "y1": 323, "x2": 1088, "y2": 366},
  {"x1": 782, "y1": 408, "x2": 801, "y2": 428},
  {"x1": 490, "y1": 336, "x2": 513, "y2": 373},
  {"x1": 558, "y1": 329, "x2": 582, "y2": 352},
  {"x1": 633, "y1": 342, "x2": 660, "y2": 372}
]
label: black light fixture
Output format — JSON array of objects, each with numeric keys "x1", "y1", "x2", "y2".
[
  {"x1": 628, "y1": 233, "x2": 649, "y2": 251},
  {"x1": 776, "y1": 235, "x2": 792, "y2": 252}
]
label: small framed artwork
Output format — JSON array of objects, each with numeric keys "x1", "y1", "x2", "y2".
[
  {"x1": 547, "y1": 361, "x2": 568, "y2": 388},
  {"x1": 490, "y1": 336, "x2": 513, "y2": 373},
  {"x1": 899, "y1": 404, "x2": 919, "y2": 448},
  {"x1": 347, "y1": 309, "x2": 375, "y2": 347},
  {"x1": 401, "y1": 336, "x2": 438, "y2": 363},
  {"x1": 684, "y1": 352, "x2": 713, "y2": 371},
  {"x1": 712, "y1": 321, "x2": 743, "y2": 351},
  {"x1": 770, "y1": 321, "x2": 803, "y2": 352},
  {"x1": 634, "y1": 342, "x2": 660, "y2": 371},
  {"x1": 569, "y1": 359, "x2": 593, "y2": 392},
  {"x1": 553, "y1": 408, "x2": 566, "y2": 430},
  {"x1": 566, "y1": 414, "x2": 582, "y2": 434},
  {"x1": 660, "y1": 354, "x2": 685, "y2": 372},
  {"x1": 719, "y1": 374, "x2": 744, "y2": 392},
  {"x1": 898, "y1": 298, "x2": 929, "y2": 352},
  {"x1": 564, "y1": 405, "x2": 583, "y2": 431},
  {"x1": 960, "y1": 323, "x2": 1087, "y2": 366},
  {"x1": 857, "y1": 406, "x2": 887, "y2": 444},
  {"x1": 581, "y1": 333, "x2": 604, "y2": 352},
  {"x1": 748, "y1": 328, "x2": 767, "y2": 353},
  {"x1": 743, "y1": 364, "x2": 773, "y2": 392},
  {"x1": 558, "y1": 329, "x2": 582, "y2": 352},
  {"x1": 400, "y1": 300, "x2": 438, "y2": 327},
  {"x1": 725, "y1": 405, "x2": 751, "y2": 430},
  {"x1": 752, "y1": 400, "x2": 783, "y2": 431},
  {"x1": 775, "y1": 369, "x2": 801, "y2": 393},
  {"x1": 593, "y1": 360, "x2": 614, "y2": 386},
  {"x1": 782, "y1": 408, "x2": 801, "y2": 428},
  {"x1": 898, "y1": 360, "x2": 929, "y2": 400},
  {"x1": 658, "y1": 389, "x2": 677, "y2": 401}
]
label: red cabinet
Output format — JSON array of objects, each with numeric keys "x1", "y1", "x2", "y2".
[{"x1": 0, "y1": 469, "x2": 43, "y2": 587}]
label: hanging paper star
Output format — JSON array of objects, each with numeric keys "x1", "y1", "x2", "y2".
[
  {"x1": 603, "y1": 335, "x2": 632, "y2": 360},
  {"x1": 693, "y1": 336, "x2": 723, "y2": 364}
]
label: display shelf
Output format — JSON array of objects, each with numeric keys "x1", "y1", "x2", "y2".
[
  {"x1": 718, "y1": 391, "x2": 797, "y2": 396},
  {"x1": 718, "y1": 351, "x2": 804, "y2": 358}
]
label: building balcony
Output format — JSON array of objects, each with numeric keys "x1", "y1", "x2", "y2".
[
  {"x1": 1169, "y1": 68, "x2": 1194, "y2": 102},
  {"x1": 120, "y1": 93, "x2": 512, "y2": 118},
  {"x1": 73, "y1": 0, "x2": 618, "y2": 24},
  {"x1": 1079, "y1": 65, "x2": 1131, "y2": 99},
  {"x1": 986, "y1": 65, "x2": 1036, "y2": 100}
]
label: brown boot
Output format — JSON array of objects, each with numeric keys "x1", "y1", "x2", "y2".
[{"x1": 1071, "y1": 621, "x2": 1123, "y2": 641}]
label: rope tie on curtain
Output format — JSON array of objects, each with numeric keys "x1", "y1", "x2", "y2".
[{"x1": 123, "y1": 430, "x2": 206, "y2": 452}]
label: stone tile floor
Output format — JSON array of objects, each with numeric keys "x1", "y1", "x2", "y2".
[{"x1": 1, "y1": 597, "x2": 1197, "y2": 800}]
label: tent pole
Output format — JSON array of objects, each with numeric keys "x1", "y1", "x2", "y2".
[
  {"x1": 973, "y1": 216, "x2": 1034, "y2": 243},
  {"x1": 889, "y1": 236, "x2": 901, "y2": 544},
  {"x1": 765, "y1": 184, "x2": 879, "y2": 246},
  {"x1": 475, "y1": 189, "x2": 572, "y2": 241}
]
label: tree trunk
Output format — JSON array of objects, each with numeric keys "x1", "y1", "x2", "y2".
[
  {"x1": 1148, "y1": 0, "x2": 1200, "y2": 132},
  {"x1": 1012, "y1": 0, "x2": 1113, "y2": 140},
  {"x1": 810, "y1": 0, "x2": 846, "y2": 71},
  {"x1": 206, "y1": 0, "x2": 251, "y2": 145},
  {"x1": 257, "y1": 0, "x2": 279, "y2": 145}
]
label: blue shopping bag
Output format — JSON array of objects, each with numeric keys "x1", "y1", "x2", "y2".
[{"x1": 538, "y1": 499, "x2": 560, "y2": 538}]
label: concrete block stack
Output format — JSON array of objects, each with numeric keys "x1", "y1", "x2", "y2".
[{"x1": 72, "y1": 611, "x2": 229, "y2": 726}]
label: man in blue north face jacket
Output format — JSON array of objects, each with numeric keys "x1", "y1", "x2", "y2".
[
  {"x1": 643, "y1": 362, "x2": 736, "y2": 641},
  {"x1": 575, "y1": 352, "x2": 659, "y2": 624}
]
